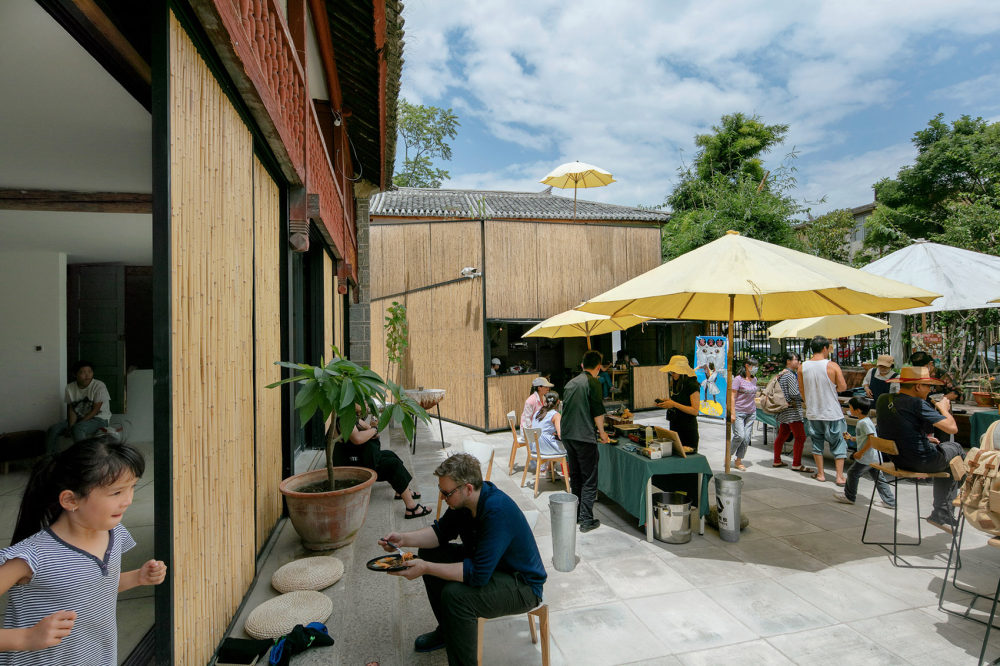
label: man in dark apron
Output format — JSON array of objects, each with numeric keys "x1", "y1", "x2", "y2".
[{"x1": 864, "y1": 354, "x2": 898, "y2": 404}]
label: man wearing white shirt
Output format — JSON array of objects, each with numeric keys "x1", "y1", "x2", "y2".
[{"x1": 45, "y1": 360, "x2": 111, "y2": 453}]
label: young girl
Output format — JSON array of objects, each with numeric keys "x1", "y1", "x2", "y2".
[{"x1": 0, "y1": 437, "x2": 166, "y2": 664}]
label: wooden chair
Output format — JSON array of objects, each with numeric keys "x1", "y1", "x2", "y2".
[
  {"x1": 861, "y1": 435, "x2": 956, "y2": 568},
  {"x1": 477, "y1": 603, "x2": 549, "y2": 666},
  {"x1": 507, "y1": 410, "x2": 528, "y2": 475},
  {"x1": 520, "y1": 427, "x2": 570, "y2": 499},
  {"x1": 436, "y1": 439, "x2": 494, "y2": 518}
]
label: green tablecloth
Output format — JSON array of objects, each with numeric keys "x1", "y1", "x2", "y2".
[
  {"x1": 596, "y1": 442, "x2": 713, "y2": 526},
  {"x1": 970, "y1": 411, "x2": 1000, "y2": 448}
]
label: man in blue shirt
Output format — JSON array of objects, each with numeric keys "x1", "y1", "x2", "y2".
[{"x1": 379, "y1": 453, "x2": 545, "y2": 665}]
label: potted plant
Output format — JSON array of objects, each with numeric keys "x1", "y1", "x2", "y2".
[
  {"x1": 268, "y1": 349, "x2": 429, "y2": 550},
  {"x1": 973, "y1": 375, "x2": 999, "y2": 408}
]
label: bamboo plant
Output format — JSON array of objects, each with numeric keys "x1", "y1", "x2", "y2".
[{"x1": 267, "y1": 348, "x2": 429, "y2": 491}]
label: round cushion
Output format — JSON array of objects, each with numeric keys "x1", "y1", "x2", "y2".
[
  {"x1": 271, "y1": 556, "x2": 344, "y2": 593},
  {"x1": 244, "y1": 590, "x2": 333, "y2": 639}
]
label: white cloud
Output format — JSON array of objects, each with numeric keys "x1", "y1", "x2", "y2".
[
  {"x1": 397, "y1": 0, "x2": 1000, "y2": 211},
  {"x1": 797, "y1": 142, "x2": 917, "y2": 215},
  {"x1": 932, "y1": 73, "x2": 1000, "y2": 111}
]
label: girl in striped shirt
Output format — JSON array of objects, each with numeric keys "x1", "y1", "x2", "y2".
[{"x1": 0, "y1": 437, "x2": 166, "y2": 665}]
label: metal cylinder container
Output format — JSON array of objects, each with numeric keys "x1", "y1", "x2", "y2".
[{"x1": 549, "y1": 492, "x2": 579, "y2": 571}]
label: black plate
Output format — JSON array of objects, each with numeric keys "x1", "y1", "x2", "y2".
[{"x1": 366, "y1": 554, "x2": 409, "y2": 572}]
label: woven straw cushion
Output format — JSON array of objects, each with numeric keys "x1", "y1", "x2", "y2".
[
  {"x1": 271, "y1": 556, "x2": 344, "y2": 593},
  {"x1": 244, "y1": 590, "x2": 333, "y2": 640}
]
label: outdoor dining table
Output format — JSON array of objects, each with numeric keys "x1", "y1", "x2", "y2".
[{"x1": 596, "y1": 441, "x2": 713, "y2": 542}]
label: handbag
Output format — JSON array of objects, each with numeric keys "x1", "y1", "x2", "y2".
[
  {"x1": 959, "y1": 420, "x2": 1000, "y2": 536},
  {"x1": 758, "y1": 371, "x2": 790, "y2": 415}
]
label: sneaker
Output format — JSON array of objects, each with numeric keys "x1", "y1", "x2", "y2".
[
  {"x1": 925, "y1": 515, "x2": 956, "y2": 535},
  {"x1": 414, "y1": 628, "x2": 446, "y2": 653},
  {"x1": 875, "y1": 500, "x2": 896, "y2": 509},
  {"x1": 579, "y1": 519, "x2": 601, "y2": 533},
  {"x1": 833, "y1": 491, "x2": 854, "y2": 505}
]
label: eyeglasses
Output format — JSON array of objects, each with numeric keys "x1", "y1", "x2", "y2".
[{"x1": 439, "y1": 484, "x2": 464, "y2": 500}]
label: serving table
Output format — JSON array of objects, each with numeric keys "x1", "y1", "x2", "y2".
[{"x1": 596, "y1": 441, "x2": 713, "y2": 542}]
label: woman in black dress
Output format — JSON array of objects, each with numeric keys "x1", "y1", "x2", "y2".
[{"x1": 656, "y1": 355, "x2": 702, "y2": 452}]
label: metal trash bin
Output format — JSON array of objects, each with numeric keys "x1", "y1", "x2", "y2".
[
  {"x1": 715, "y1": 474, "x2": 743, "y2": 542},
  {"x1": 549, "y1": 493, "x2": 578, "y2": 571},
  {"x1": 652, "y1": 491, "x2": 691, "y2": 544}
]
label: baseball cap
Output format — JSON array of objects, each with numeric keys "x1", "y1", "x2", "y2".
[{"x1": 531, "y1": 377, "x2": 554, "y2": 387}]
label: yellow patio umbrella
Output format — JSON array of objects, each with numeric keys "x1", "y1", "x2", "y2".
[
  {"x1": 540, "y1": 161, "x2": 615, "y2": 219},
  {"x1": 768, "y1": 314, "x2": 890, "y2": 339},
  {"x1": 577, "y1": 230, "x2": 941, "y2": 474},
  {"x1": 523, "y1": 308, "x2": 651, "y2": 349}
]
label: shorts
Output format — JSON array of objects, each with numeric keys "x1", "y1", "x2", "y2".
[{"x1": 805, "y1": 419, "x2": 848, "y2": 458}]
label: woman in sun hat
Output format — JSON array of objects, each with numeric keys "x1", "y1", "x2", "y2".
[{"x1": 656, "y1": 355, "x2": 702, "y2": 453}]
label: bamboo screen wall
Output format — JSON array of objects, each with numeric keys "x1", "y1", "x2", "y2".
[
  {"x1": 169, "y1": 14, "x2": 256, "y2": 663},
  {"x1": 487, "y1": 374, "x2": 538, "y2": 430},
  {"x1": 484, "y1": 221, "x2": 661, "y2": 319},
  {"x1": 370, "y1": 220, "x2": 483, "y2": 298},
  {"x1": 253, "y1": 157, "x2": 282, "y2": 551},
  {"x1": 632, "y1": 366, "x2": 670, "y2": 411},
  {"x1": 370, "y1": 278, "x2": 485, "y2": 427},
  {"x1": 324, "y1": 252, "x2": 335, "y2": 355}
]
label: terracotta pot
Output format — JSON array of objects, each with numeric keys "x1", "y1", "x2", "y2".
[
  {"x1": 973, "y1": 392, "x2": 996, "y2": 407},
  {"x1": 280, "y1": 466, "x2": 377, "y2": 551}
]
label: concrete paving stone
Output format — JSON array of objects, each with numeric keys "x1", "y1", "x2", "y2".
[
  {"x1": 849, "y1": 607, "x2": 989, "y2": 664},
  {"x1": 0, "y1": 470, "x2": 29, "y2": 497},
  {"x1": 676, "y1": 639, "x2": 795, "y2": 666},
  {"x1": 621, "y1": 656, "x2": 684, "y2": 666},
  {"x1": 703, "y1": 579, "x2": 836, "y2": 637},
  {"x1": 627, "y1": 589, "x2": 756, "y2": 653},
  {"x1": 478, "y1": 613, "x2": 569, "y2": 666},
  {"x1": 577, "y1": 524, "x2": 653, "y2": 561},
  {"x1": 918, "y1": 604, "x2": 1000, "y2": 656},
  {"x1": 835, "y1": 559, "x2": 943, "y2": 607},
  {"x1": 741, "y1": 486, "x2": 819, "y2": 510},
  {"x1": 116, "y1": 595, "x2": 154, "y2": 662},
  {"x1": 767, "y1": 623, "x2": 903, "y2": 665},
  {"x1": 590, "y1": 552, "x2": 694, "y2": 599},
  {"x1": 659, "y1": 547, "x2": 769, "y2": 588},
  {"x1": 777, "y1": 568, "x2": 911, "y2": 622},
  {"x1": 723, "y1": 537, "x2": 828, "y2": 577},
  {"x1": 778, "y1": 530, "x2": 886, "y2": 567},
  {"x1": 542, "y1": 561, "x2": 618, "y2": 609},
  {"x1": 783, "y1": 501, "x2": 869, "y2": 531},
  {"x1": 742, "y1": 509, "x2": 824, "y2": 538},
  {"x1": 548, "y1": 602, "x2": 669, "y2": 664}
]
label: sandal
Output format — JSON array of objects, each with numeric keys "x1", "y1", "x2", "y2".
[
  {"x1": 772, "y1": 462, "x2": 788, "y2": 468},
  {"x1": 395, "y1": 490, "x2": 421, "y2": 500},
  {"x1": 810, "y1": 472, "x2": 827, "y2": 482},
  {"x1": 735, "y1": 463, "x2": 747, "y2": 471},
  {"x1": 790, "y1": 465, "x2": 814, "y2": 473},
  {"x1": 404, "y1": 504, "x2": 432, "y2": 519}
]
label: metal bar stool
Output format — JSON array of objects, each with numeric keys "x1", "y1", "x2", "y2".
[{"x1": 860, "y1": 436, "x2": 956, "y2": 569}]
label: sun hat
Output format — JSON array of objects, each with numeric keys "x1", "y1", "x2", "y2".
[
  {"x1": 531, "y1": 377, "x2": 554, "y2": 387},
  {"x1": 659, "y1": 355, "x2": 697, "y2": 377},
  {"x1": 244, "y1": 590, "x2": 333, "y2": 639},
  {"x1": 876, "y1": 354, "x2": 894, "y2": 368},
  {"x1": 888, "y1": 366, "x2": 944, "y2": 385},
  {"x1": 491, "y1": 357, "x2": 500, "y2": 365},
  {"x1": 271, "y1": 556, "x2": 344, "y2": 593}
]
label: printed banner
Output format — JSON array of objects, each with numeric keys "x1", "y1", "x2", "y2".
[{"x1": 695, "y1": 335, "x2": 728, "y2": 419}]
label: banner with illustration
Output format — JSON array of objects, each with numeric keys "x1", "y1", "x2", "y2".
[{"x1": 695, "y1": 335, "x2": 728, "y2": 419}]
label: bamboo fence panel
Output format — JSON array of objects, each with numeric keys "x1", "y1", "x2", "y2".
[
  {"x1": 632, "y1": 365, "x2": 670, "y2": 411},
  {"x1": 253, "y1": 156, "x2": 282, "y2": 552},
  {"x1": 170, "y1": 15, "x2": 255, "y2": 663},
  {"x1": 429, "y1": 220, "x2": 481, "y2": 287},
  {"x1": 485, "y1": 221, "x2": 538, "y2": 318},
  {"x1": 487, "y1": 374, "x2": 536, "y2": 430}
]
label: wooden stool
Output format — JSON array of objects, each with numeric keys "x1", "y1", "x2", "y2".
[
  {"x1": 507, "y1": 410, "x2": 528, "y2": 475},
  {"x1": 520, "y1": 428, "x2": 570, "y2": 499},
  {"x1": 861, "y1": 436, "x2": 955, "y2": 569},
  {"x1": 477, "y1": 603, "x2": 549, "y2": 666}
]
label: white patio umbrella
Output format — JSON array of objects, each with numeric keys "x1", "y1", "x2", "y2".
[
  {"x1": 577, "y1": 230, "x2": 941, "y2": 474},
  {"x1": 540, "y1": 161, "x2": 615, "y2": 219},
  {"x1": 768, "y1": 314, "x2": 890, "y2": 339}
]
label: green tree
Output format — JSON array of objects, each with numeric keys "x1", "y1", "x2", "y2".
[
  {"x1": 393, "y1": 99, "x2": 460, "y2": 188},
  {"x1": 663, "y1": 113, "x2": 803, "y2": 260},
  {"x1": 801, "y1": 208, "x2": 856, "y2": 264}
]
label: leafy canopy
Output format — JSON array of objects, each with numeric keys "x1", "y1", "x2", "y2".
[
  {"x1": 393, "y1": 99, "x2": 460, "y2": 188},
  {"x1": 801, "y1": 208, "x2": 856, "y2": 264},
  {"x1": 663, "y1": 112, "x2": 803, "y2": 260}
]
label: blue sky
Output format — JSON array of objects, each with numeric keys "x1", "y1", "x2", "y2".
[{"x1": 396, "y1": 0, "x2": 1000, "y2": 216}]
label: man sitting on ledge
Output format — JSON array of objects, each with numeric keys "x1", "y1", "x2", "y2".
[
  {"x1": 379, "y1": 453, "x2": 546, "y2": 666},
  {"x1": 875, "y1": 365, "x2": 964, "y2": 534}
]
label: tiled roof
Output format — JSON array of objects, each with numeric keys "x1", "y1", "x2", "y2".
[{"x1": 370, "y1": 187, "x2": 671, "y2": 222}]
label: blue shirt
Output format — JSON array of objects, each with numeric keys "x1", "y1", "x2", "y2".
[{"x1": 432, "y1": 481, "x2": 546, "y2": 600}]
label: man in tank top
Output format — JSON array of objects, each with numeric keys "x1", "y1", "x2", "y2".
[{"x1": 797, "y1": 336, "x2": 848, "y2": 485}]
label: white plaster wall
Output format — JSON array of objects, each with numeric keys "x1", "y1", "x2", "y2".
[{"x1": 0, "y1": 251, "x2": 66, "y2": 432}]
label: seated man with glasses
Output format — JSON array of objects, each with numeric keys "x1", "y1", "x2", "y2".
[{"x1": 378, "y1": 453, "x2": 546, "y2": 665}]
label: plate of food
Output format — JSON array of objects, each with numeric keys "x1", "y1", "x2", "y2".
[{"x1": 366, "y1": 551, "x2": 415, "y2": 572}]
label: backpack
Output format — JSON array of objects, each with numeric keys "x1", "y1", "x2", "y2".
[
  {"x1": 958, "y1": 420, "x2": 1000, "y2": 536},
  {"x1": 758, "y1": 371, "x2": 790, "y2": 414}
]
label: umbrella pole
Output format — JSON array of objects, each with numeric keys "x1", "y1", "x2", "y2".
[
  {"x1": 586, "y1": 333, "x2": 591, "y2": 350},
  {"x1": 725, "y1": 294, "x2": 734, "y2": 475},
  {"x1": 573, "y1": 183, "x2": 578, "y2": 219}
]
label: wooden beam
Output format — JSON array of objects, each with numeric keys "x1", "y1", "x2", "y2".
[
  {"x1": 0, "y1": 189, "x2": 152, "y2": 214},
  {"x1": 307, "y1": 0, "x2": 344, "y2": 111}
]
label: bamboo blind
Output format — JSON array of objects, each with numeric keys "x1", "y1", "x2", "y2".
[
  {"x1": 632, "y1": 365, "x2": 670, "y2": 411},
  {"x1": 370, "y1": 279, "x2": 486, "y2": 427},
  {"x1": 370, "y1": 221, "x2": 482, "y2": 299},
  {"x1": 333, "y1": 277, "x2": 344, "y2": 353},
  {"x1": 253, "y1": 156, "x2": 282, "y2": 551},
  {"x1": 323, "y1": 252, "x2": 335, "y2": 355},
  {"x1": 484, "y1": 221, "x2": 661, "y2": 318},
  {"x1": 170, "y1": 14, "x2": 255, "y2": 663},
  {"x1": 487, "y1": 374, "x2": 537, "y2": 430}
]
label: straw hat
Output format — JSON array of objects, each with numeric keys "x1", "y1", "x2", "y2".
[
  {"x1": 659, "y1": 355, "x2": 697, "y2": 377},
  {"x1": 876, "y1": 354, "x2": 894, "y2": 368},
  {"x1": 244, "y1": 590, "x2": 333, "y2": 639},
  {"x1": 271, "y1": 556, "x2": 344, "y2": 593},
  {"x1": 887, "y1": 366, "x2": 944, "y2": 385}
]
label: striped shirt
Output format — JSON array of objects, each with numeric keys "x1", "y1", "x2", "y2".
[
  {"x1": 0, "y1": 524, "x2": 135, "y2": 666},
  {"x1": 776, "y1": 370, "x2": 804, "y2": 424}
]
